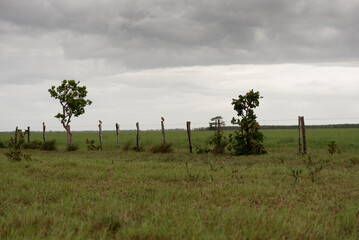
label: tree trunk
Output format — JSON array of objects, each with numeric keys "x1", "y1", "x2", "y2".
[{"x1": 66, "y1": 126, "x2": 74, "y2": 145}]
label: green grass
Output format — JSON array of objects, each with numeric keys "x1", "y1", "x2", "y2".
[
  {"x1": 1, "y1": 128, "x2": 359, "y2": 152},
  {"x1": 0, "y1": 129, "x2": 359, "y2": 239}
]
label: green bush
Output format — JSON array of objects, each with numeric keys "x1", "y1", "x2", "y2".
[
  {"x1": 0, "y1": 139, "x2": 8, "y2": 148},
  {"x1": 66, "y1": 144, "x2": 79, "y2": 152},
  {"x1": 196, "y1": 146, "x2": 212, "y2": 154},
  {"x1": 41, "y1": 140, "x2": 56, "y2": 151},
  {"x1": 3, "y1": 135, "x2": 32, "y2": 162},
  {"x1": 328, "y1": 141, "x2": 340, "y2": 155},
  {"x1": 22, "y1": 140, "x2": 42, "y2": 149},
  {"x1": 150, "y1": 143, "x2": 174, "y2": 153},
  {"x1": 196, "y1": 131, "x2": 228, "y2": 154},
  {"x1": 86, "y1": 139, "x2": 100, "y2": 151},
  {"x1": 132, "y1": 145, "x2": 144, "y2": 152},
  {"x1": 229, "y1": 90, "x2": 266, "y2": 155},
  {"x1": 122, "y1": 142, "x2": 132, "y2": 151},
  {"x1": 209, "y1": 131, "x2": 228, "y2": 154}
]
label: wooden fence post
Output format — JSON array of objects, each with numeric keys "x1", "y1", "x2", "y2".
[
  {"x1": 298, "y1": 116, "x2": 302, "y2": 154},
  {"x1": 136, "y1": 122, "x2": 141, "y2": 151},
  {"x1": 99, "y1": 120, "x2": 103, "y2": 151},
  {"x1": 27, "y1": 126, "x2": 30, "y2": 143},
  {"x1": 217, "y1": 119, "x2": 221, "y2": 134},
  {"x1": 42, "y1": 122, "x2": 46, "y2": 143},
  {"x1": 116, "y1": 123, "x2": 120, "y2": 150},
  {"x1": 186, "y1": 121, "x2": 193, "y2": 153},
  {"x1": 301, "y1": 116, "x2": 307, "y2": 154},
  {"x1": 161, "y1": 118, "x2": 166, "y2": 145},
  {"x1": 15, "y1": 126, "x2": 18, "y2": 144}
]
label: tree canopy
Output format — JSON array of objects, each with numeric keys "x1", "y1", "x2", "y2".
[{"x1": 48, "y1": 80, "x2": 92, "y2": 145}]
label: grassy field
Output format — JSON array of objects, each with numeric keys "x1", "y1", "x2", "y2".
[{"x1": 0, "y1": 129, "x2": 359, "y2": 239}]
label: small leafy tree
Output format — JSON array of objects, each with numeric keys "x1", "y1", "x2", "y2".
[
  {"x1": 229, "y1": 89, "x2": 266, "y2": 155},
  {"x1": 209, "y1": 116, "x2": 225, "y2": 130},
  {"x1": 4, "y1": 129, "x2": 32, "y2": 161},
  {"x1": 48, "y1": 80, "x2": 92, "y2": 145}
]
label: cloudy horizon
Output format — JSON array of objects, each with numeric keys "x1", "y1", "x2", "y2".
[{"x1": 1, "y1": 0, "x2": 359, "y2": 131}]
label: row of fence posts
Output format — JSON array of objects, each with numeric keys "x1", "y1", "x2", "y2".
[
  {"x1": 13, "y1": 117, "x2": 307, "y2": 154},
  {"x1": 95, "y1": 119, "x2": 194, "y2": 152},
  {"x1": 14, "y1": 125, "x2": 43, "y2": 144}
]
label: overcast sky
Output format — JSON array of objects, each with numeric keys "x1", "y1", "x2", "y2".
[{"x1": 1, "y1": 0, "x2": 359, "y2": 131}]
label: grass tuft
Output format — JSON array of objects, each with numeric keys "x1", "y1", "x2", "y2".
[{"x1": 150, "y1": 143, "x2": 174, "y2": 153}]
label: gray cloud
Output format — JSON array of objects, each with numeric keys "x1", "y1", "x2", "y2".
[
  {"x1": 1, "y1": 0, "x2": 359, "y2": 131},
  {"x1": 1, "y1": 0, "x2": 359, "y2": 75}
]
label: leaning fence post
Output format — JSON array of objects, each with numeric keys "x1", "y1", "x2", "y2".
[
  {"x1": 161, "y1": 117, "x2": 166, "y2": 145},
  {"x1": 301, "y1": 116, "x2": 307, "y2": 154},
  {"x1": 99, "y1": 120, "x2": 103, "y2": 151},
  {"x1": 298, "y1": 116, "x2": 302, "y2": 154},
  {"x1": 116, "y1": 123, "x2": 120, "y2": 150},
  {"x1": 217, "y1": 119, "x2": 221, "y2": 134},
  {"x1": 42, "y1": 122, "x2": 46, "y2": 143},
  {"x1": 15, "y1": 126, "x2": 18, "y2": 144},
  {"x1": 27, "y1": 126, "x2": 30, "y2": 143},
  {"x1": 136, "y1": 122, "x2": 141, "y2": 151},
  {"x1": 186, "y1": 121, "x2": 193, "y2": 153}
]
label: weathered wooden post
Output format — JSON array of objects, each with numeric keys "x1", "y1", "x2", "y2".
[
  {"x1": 27, "y1": 126, "x2": 30, "y2": 143},
  {"x1": 186, "y1": 121, "x2": 193, "y2": 153},
  {"x1": 161, "y1": 117, "x2": 166, "y2": 145},
  {"x1": 298, "y1": 116, "x2": 302, "y2": 154},
  {"x1": 15, "y1": 126, "x2": 18, "y2": 144},
  {"x1": 42, "y1": 122, "x2": 46, "y2": 143},
  {"x1": 217, "y1": 119, "x2": 221, "y2": 134},
  {"x1": 98, "y1": 120, "x2": 103, "y2": 151},
  {"x1": 136, "y1": 122, "x2": 141, "y2": 151},
  {"x1": 116, "y1": 123, "x2": 120, "y2": 150},
  {"x1": 301, "y1": 116, "x2": 307, "y2": 154}
]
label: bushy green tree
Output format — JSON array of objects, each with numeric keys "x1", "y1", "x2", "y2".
[
  {"x1": 48, "y1": 80, "x2": 92, "y2": 145},
  {"x1": 229, "y1": 89, "x2": 266, "y2": 155}
]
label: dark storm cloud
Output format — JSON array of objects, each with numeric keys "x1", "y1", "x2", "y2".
[{"x1": 1, "y1": 0, "x2": 359, "y2": 73}]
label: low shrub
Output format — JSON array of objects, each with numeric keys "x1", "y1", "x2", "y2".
[
  {"x1": 0, "y1": 139, "x2": 8, "y2": 148},
  {"x1": 196, "y1": 146, "x2": 211, "y2": 154},
  {"x1": 86, "y1": 139, "x2": 100, "y2": 151},
  {"x1": 41, "y1": 140, "x2": 56, "y2": 151},
  {"x1": 122, "y1": 142, "x2": 132, "y2": 151},
  {"x1": 150, "y1": 143, "x2": 174, "y2": 153},
  {"x1": 196, "y1": 131, "x2": 228, "y2": 155},
  {"x1": 22, "y1": 140, "x2": 42, "y2": 149},
  {"x1": 4, "y1": 136, "x2": 32, "y2": 162},
  {"x1": 209, "y1": 131, "x2": 229, "y2": 154},
  {"x1": 348, "y1": 157, "x2": 359, "y2": 165},
  {"x1": 66, "y1": 144, "x2": 79, "y2": 152},
  {"x1": 328, "y1": 141, "x2": 340, "y2": 155},
  {"x1": 132, "y1": 145, "x2": 144, "y2": 152}
]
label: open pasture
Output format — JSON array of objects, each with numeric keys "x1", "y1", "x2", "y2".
[
  {"x1": 1, "y1": 128, "x2": 359, "y2": 152},
  {"x1": 0, "y1": 129, "x2": 359, "y2": 239}
]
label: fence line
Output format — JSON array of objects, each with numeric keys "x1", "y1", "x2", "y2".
[{"x1": 0, "y1": 117, "x2": 359, "y2": 132}]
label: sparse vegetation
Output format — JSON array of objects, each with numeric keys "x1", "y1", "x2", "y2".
[
  {"x1": 3, "y1": 130, "x2": 32, "y2": 161},
  {"x1": 150, "y1": 143, "x2": 174, "y2": 153},
  {"x1": 86, "y1": 139, "x2": 100, "y2": 151},
  {"x1": 122, "y1": 141, "x2": 132, "y2": 151},
  {"x1": 41, "y1": 140, "x2": 56, "y2": 151},
  {"x1": 328, "y1": 140, "x2": 340, "y2": 155},
  {"x1": 22, "y1": 140, "x2": 43, "y2": 149},
  {"x1": 66, "y1": 143, "x2": 79, "y2": 152},
  {"x1": 0, "y1": 129, "x2": 359, "y2": 239},
  {"x1": 0, "y1": 139, "x2": 8, "y2": 148}
]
